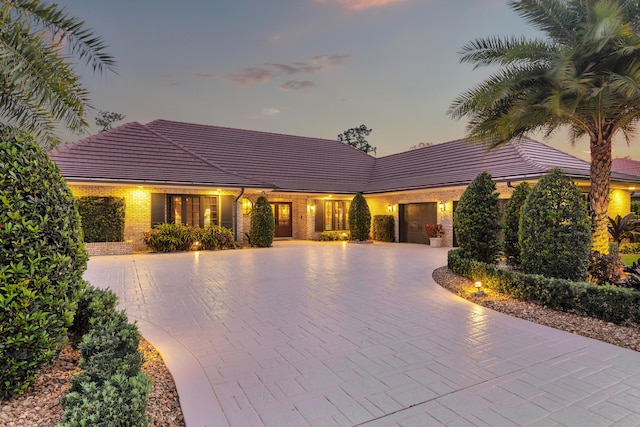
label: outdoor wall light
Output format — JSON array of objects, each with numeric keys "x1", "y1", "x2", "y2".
[
  {"x1": 387, "y1": 204, "x2": 393, "y2": 213},
  {"x1": 241, "y1": 198, "x2": 253, "y2": 215},
  {"x1": 439, "y1": 202, "x2": 445, "y2": 211},
  {"x1": 309, "y1": 204, "x2": 316, "y2": 213}
]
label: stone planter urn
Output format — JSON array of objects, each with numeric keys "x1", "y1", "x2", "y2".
[{"x1": 429, "y1": 237, "x2": 443, "y2": 248}]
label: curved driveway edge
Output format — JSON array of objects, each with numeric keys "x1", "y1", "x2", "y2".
[{"x1": 85, "y1": 241, "x2": 640, "y2": 426}]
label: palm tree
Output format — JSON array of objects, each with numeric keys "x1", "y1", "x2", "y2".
[
  {"x1": 0, "y1": 0, "x2": 115, "y2": 148},
  {"x1": 448, "y1": 0, "x2": 640, "y2": 253}
]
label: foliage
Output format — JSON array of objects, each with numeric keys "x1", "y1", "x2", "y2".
[
  {"x1": 588, "y1": 251, "x2": 624, "y2": 286},
  {"x1": 337, "y1": 124, "x2": 376, "y2": 154},
  {"x1": 453, "y1": 171, "x2": 501, "y2": 263},
  {"x1": 319, "y1": 230, "x2": 351, "y2": 241},
  {"x1": 61, "y1": 288, "x2": 150, "y2": 426},
  {"x1": 71, "y1": 284, "x2": 118, "y2": 337},
  {"x1": 448, "y1": 0, "x2": 640, "y2": 253},
  {"x1": 620, "y1": 242, "x2": 640, "y2": 254},
  {"x1": 373, "y1": 215, "x2": 394, "y2": 242},
  {"x1": 95, "y1": 110, "x2": 126, "y2": 132},
  {"x1": 249, "y1": 195, "x2": 274, "y2": 247},
  {"x1": 632, "y1": 201, "x2": 640, "y2": 216},
  {"x1": 621, "y1": 261, "x2": 640, "y2": 290},
  {"x1": 143, "y1": 223, "x2": 235, "y2": 252},
  {"x1": 0, "y1": 1, "x2": 115, "y2": 147},
  {"x1": 608, "y1": 213, "x2": 640, "y2": 244},
  {"x1": 424, "y1": 223, "x2": 443, "y2": 238},
  {"x1": 448, "y1": 249, "x2": 640, "y2": 325},
  {"x1": 519, "y1": 168, "x2": 591, "y2": 281},
  {"x1": 0, "y1": 128, "x2": 87, "y2": 398},
  {"x1": 77, "y1": 196, "x2": 125, "y2": 242},
  {"x1": 348, "y1": 193, "x2": 371, "y2": 241},
  {"x1": 503, "y1": 182, "x2": 530, "y2": 267}
]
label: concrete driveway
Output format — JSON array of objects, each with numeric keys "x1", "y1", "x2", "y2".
[{"x1": 85, "y1": 241, "x2": 640, "y2": 427}]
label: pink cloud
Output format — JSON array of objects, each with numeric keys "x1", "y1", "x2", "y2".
[
  {"x1": 281, "y1": 81, "x2": 316, "y2": 93},
  {"x1": 230, "y1": 68, "x2": 276, "y2": 86},
  {"x1": 318, "y1": 0, "x2": 408, "y2": 10}
]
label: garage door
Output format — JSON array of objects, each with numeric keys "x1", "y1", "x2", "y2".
[{"x1": 399, "y1": 202, "x2": 437, "y2": 244}]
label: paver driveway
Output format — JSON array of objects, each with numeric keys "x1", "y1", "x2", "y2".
[{"x1": 85, "y1": 241, "x2": 640, "y2": 427}]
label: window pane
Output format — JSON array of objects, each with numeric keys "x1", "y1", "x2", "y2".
[
  {"x1": 173, "y1": 196, "x2": 182, "y2": 225},
  {"x1": 324, "y1": 201, "x2": 333, "y2": 231},
  {"x1": 203, "y1": 196, "x2": 218, "y2": 226},
  {"x1": 185, "y1": 197, "x2": 200, "y2": 226}
]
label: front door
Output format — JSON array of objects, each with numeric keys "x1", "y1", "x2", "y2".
[
  {"x1": 273, "y1": 202, "x2": 292, "y2": 238},
  {"x1": 399, "y1": 202, "x2": 437, "y2": 244}
]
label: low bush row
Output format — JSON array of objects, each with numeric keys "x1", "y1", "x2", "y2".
[
  {"x1": 319, "y1": 230, "x2": 351, "y2": 241},
  {"x1": 373, "y1": 215, "x2": 394, "y2": 242},
  {"x1": 620, "y1": 242, "x2": 640, "y2": 254},
  {"x1": 143, "y1": 223, "x2": 235, "y2": 252},
  {"x1": 60, "y1": 285, "x2": 152, "y2": 426},
  {"x1": 448, "y1": 249, "x2": 640, "y2": 325}
]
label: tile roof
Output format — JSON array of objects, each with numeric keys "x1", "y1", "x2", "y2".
[
  {"x1": 365, "y1": 138, "x2": 640, "y2": 192},
  {"x1": 612, "y1": 158, "x2": 640, "y2": 178},
  {"x1": 50, "y1": 120, "x2": 640, "y2": 193}
]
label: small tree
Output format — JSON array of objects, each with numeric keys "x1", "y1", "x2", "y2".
[
  {"x1": 338, "y1": 125, "x2": 376, "y2": 154},
  {"x1": 454, "y1": 171, "x2": 501, "y2": 263},
  {"x1": 348, "y1": 193, "x2": 371, "y2": 241},
  {"x1": 0, "y1": 127, "x2": 87, "y2": 397},
  {"x1": 95, "y1": 111, "x2": 126, "y2": 132},
  {"x1": 249, "y1": 195, "x2": 274, "y2": 247},
  {"x1": 519, "y1": 168, "x2": 591, "y2": 281},
  {"x1": 503, "y1": 182, "x2": 530, "y2": 268}
]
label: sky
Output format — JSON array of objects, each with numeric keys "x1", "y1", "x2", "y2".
[{"x1": 59, "y1": 0, "x2": 639, "y2": 161}]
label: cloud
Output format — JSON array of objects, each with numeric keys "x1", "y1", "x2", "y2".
[
  {"x1": 261, "y1": 108, "x2": 281, "y2": 117},
  {"x1": 318, "y1": 0, "x2": 408, "y2": 10},
  {"x1": 281, "y1": 81, "x2": 316, "y2": 93},
  {"x1": 195, "y1": 72, "x2": 218, "y2": 80},
  {"x1": 228, "y1": 54, "x2": 351, "y2": 86}
]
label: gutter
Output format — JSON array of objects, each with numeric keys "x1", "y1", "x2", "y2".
[{"x1": 233, "y1": 188, "x2": 245, "y2": 242}]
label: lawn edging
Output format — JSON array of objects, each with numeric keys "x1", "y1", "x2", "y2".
[{"x1": 447, "y1": 249, "x2": 640, "y2": 325}]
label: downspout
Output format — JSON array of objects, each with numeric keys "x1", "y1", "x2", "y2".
[{"x1": 233, "y1": 188, "x2": 245, "y2": 243}]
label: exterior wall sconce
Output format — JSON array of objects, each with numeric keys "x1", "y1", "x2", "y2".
[
  {"x1": 387, "y1": 204, "x2": 393, "y2": 213},
  {"x1": 309, "y1": 204, "x2": 316, "y2": 213},
  {"x1": 241, "y1": 198, "x2": 253, "y2": 215},
  {"x1": 439, "y1": 202, "x2": 445, "y2": 212}
]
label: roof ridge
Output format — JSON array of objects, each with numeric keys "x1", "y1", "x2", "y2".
[
  {"x1": 508, "y1": 138, "x2": 588, "y2": 171},
  {"x1": 142, "y1": 123, "x2": 276, "y2": 188},
  {"x1": 51, "y1": 122, "x2": 144, "y2": 154}
]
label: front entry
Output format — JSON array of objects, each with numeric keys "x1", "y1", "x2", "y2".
[
  {"x1": 399, "y1": 202, "x2": 437, "y2": 244},
  {"x1": 272, "y1": 202, "x2": 293, "y2": 238}
]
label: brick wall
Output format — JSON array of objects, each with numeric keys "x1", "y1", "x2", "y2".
[{"x1": 85, "y1": 242, "x2": 133, "y2": 256}]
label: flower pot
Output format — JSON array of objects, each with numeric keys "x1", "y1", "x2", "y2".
[{"x1": 429, "y1": 237, "x2": 443, "y2": 248}]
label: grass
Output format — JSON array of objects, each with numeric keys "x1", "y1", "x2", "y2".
[{"x1": 621, "y1": 253, "x2": 640, "y2": 266}]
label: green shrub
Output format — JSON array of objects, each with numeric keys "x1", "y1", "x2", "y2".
[
  {"x1": 448, "y1": 248, "x2": 640, "y2": 324},
  {"x1": 61, "y1": 373, "x2": 152, "y2": 427},
  {"x1": 620, "y1": 242, "x2": 640, "y2": 254},
  {"x1": 71, "y1": 284, "x2": 118, "y2": 337},
  {"x1": 319, "y1": 230, "x2": 351, "y2": 241},
  {"x1": 453, "y1": 171, "x2": 501, "y2": 263},
  {"x1": 373, "y1": 215, "x2": 394, "y2": 242},
  {"x1": 632, "y1": 200, "x2": 640, "y2": 216},
  {"x1": 519, "y1": 168, "x2": 591, "y2": 281},
  {"x1": 348, "y1": 193, "x2": 371, "y2": 241},
  {"x1": 143, "y1": 223, "x2": 193, "y2": 252},
  {"x1": 196, "y1": 224, "x2": 235, "y2": 250},
  {"x1": 588, "y1": 251, "x2": 624, "y2": 285},
  {"x1": 77, "y1": 196, "x2": 125, "y2": 242},
  {"x1": 0, "y1": 127, "x2": 87, "y2": 398},
  {"x1": 503, "y1": 182, "x2": 530, "y2": 267},
  {"x1": 249, "y1": 195, "x2": 274, "y2": 247}
]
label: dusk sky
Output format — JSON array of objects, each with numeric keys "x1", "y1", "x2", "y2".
[{"x1": 60, "y1": 0, "x2": 638, "y2": 161}]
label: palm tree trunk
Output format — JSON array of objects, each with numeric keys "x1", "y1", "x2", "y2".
[{"x1": 589, "y1": 137, "x2": 612, "y2": 253}]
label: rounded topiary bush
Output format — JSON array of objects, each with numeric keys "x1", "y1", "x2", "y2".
[
  {"x1": 348, "y1": 193, "x2": 371, "y2": 241},
  {"x1": 454, "y1": 171, "x2": 501, "y2": 263},
  {"x1": 503, "y1": 182, "x2": 530, "y2": 268},
  {"x1": 0, "y1": 127, "x2": 87, "y2": 397},
  {"x1": 250, "y1": 195, "x2": 274, "y2": 247},
  {"x1": 519, "y1": 168, "x2": 591, "y2": 281}
]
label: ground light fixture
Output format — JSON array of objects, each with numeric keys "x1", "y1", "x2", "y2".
[{"x1": 473, "y1": 281, "x2": 484, "y2": 297}]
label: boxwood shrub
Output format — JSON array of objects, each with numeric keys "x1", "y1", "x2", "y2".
[
  {"x1": 77, "y1": 196, "x2": 125, "y2": 242},
  {"x1": 373, "y1": 215, "x2": 394, "y2": 242},
  {"x1": 448, "y1": 249, "x2": 640, "y2": 324},
  {"x1": 0, "y1": 127, "x2": 87, "y2": 398},
  {"x1": 249, "y1": 195, "x2": 274, "y2": 247},
  {"x1": 143, "y1": 223, "x2": 235, "y2": 252},
  {"x1": 348, "y1": 193, "x2": 371, "y2": 241}
]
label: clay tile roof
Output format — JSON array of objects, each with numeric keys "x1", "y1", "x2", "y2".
[
  {"x1": 145, "y1": 119, "x2": 375, "y2": 193},
  {"x1": 50, "y1": 122, "x2": 270, "y2": 187},
  {"x1": 612, "y1": 158, "x2": 640, "y2": 178}
]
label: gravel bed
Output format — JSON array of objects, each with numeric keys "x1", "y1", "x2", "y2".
[
  {"x1": 433, "y1": 266, "x2": 640, "y2": 352},
  {"x1": 0, "y1": 337, "x2": 185, "y2": 426}
]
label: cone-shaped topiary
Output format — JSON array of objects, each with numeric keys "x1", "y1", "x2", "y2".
[
  {"x1": 503, "y1": 182, "x2": 530, "y2": 268},
  {"x1": 348, "y1": 193, "x2": 371, "y2": 241},
  {"x1": 519, "y1": 168, "x2": 591, "y2": 281},
  {"x1": 249, "y1": 195, "x2": 274, "y2": 247},
  {"x1": 454, "y1": 171, "x2": 501, "y2": 263},
  {"x1": 0, "y1": 127, "x2": 87, "y2": 397}
]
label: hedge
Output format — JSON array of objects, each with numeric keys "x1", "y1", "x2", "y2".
[
  {"x1": 77, "y1": 196, "x2": 125, "y2": 242},
  {"x1": 448, "y1": 249, "x2": 640, "y2": 325},
  {"x1": 373, "y1": 215, "x2": 394, "y2": 242}
]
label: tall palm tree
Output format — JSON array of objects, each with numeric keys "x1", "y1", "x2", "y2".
[
  {"x1": 449, "y1": 0, "x2": 640, "y2": 253},
  {"x1": 0, "y1": 0, "x2": 115, "y2": 148}
]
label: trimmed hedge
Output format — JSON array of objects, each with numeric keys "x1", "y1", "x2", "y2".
[
  {"x1": 143, "y1": 223, "x2": 235, "y2": 252},
  {"x1": 319, "y1": 230, "x2": 350, "y2": 241},
  {"x1": 348, "y1": 193, "x2": 371, "y2": 241},
  {"x1": 373, "y1": 215, "x2": 394, "y2": 242},
  {"x1": 503, "y1": 182, "x2": 530, "y2": 268},
  {"x1": 60, "y1": 285, "x2": 151, "y2": 426},
  {"x1": 448, "y1": 249, "x2": 640, "y2": 324},
  {"x1": 77, "y1": 196, "x2": 125, "y2": 242},
  {"x1": 249, "y1": 195, "x2": 274, "y2": 247}
]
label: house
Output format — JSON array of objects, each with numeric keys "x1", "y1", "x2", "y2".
[
  {"x1": 612, "y1": 158, "x2": 640, "y2": 201},
  {"x1": 50, "y1": 119, "x2": 640, "y2": 251}
]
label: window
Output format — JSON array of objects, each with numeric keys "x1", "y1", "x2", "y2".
[
  {"x1": 324, "y1": 200, "x2": 349, "y2": 231},
  {"x1": 168, "y1": 195, "x2": 218, "y2": 227}
]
